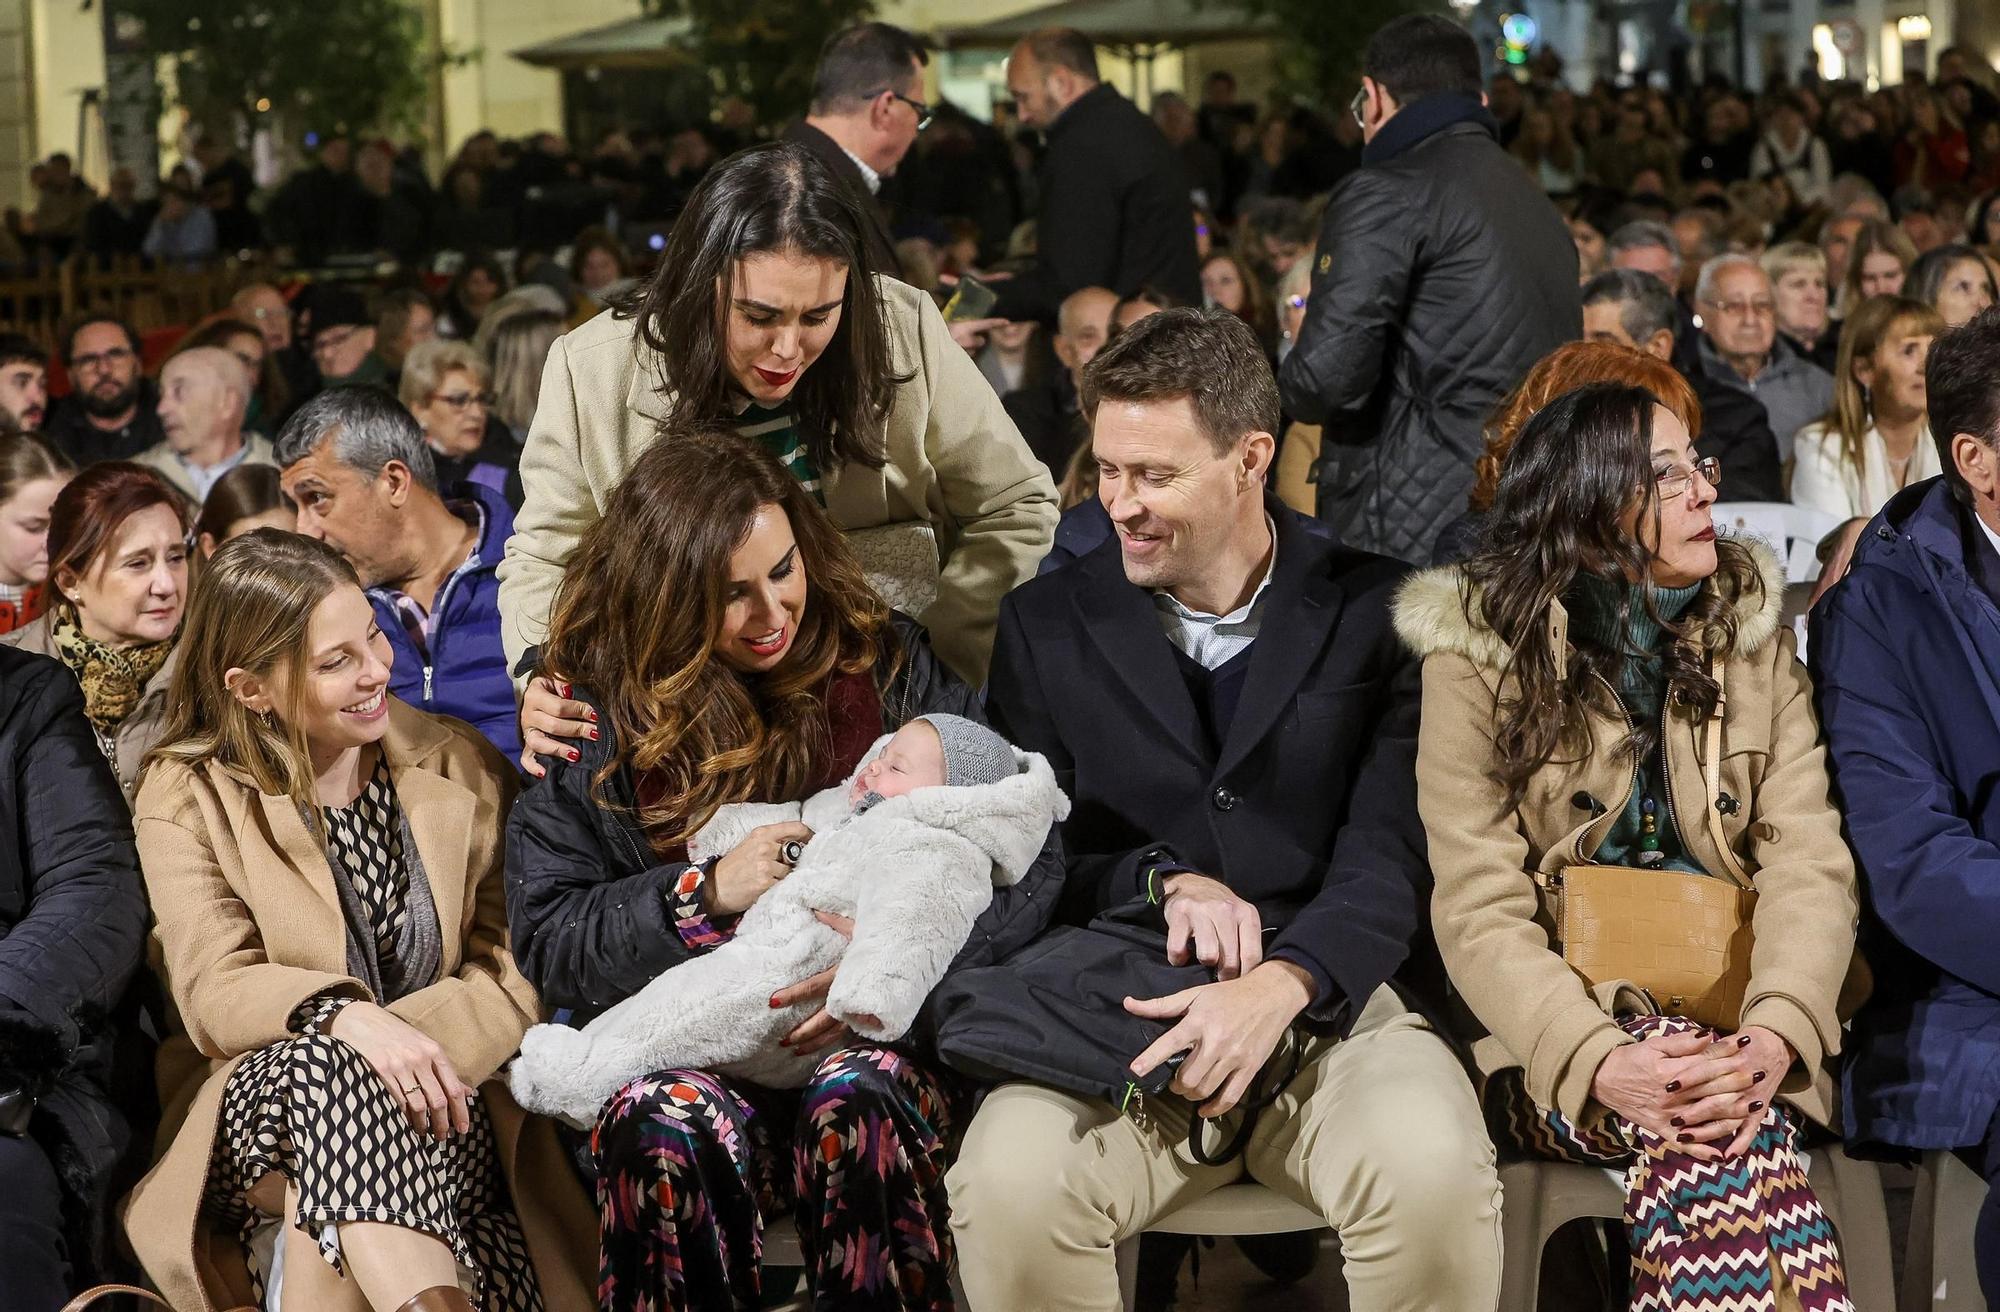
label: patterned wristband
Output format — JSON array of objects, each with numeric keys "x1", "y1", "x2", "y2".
[
  {"x1": 289, "y1": 993, "x2": 356, "y2": 1036},
  {"x1": 668, "y1": 858, "x2": 734, "y2": 950}
]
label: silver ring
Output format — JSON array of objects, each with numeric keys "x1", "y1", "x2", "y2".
[{"x1": 780, "y1": 839, "x2": 806, "y2": 866}]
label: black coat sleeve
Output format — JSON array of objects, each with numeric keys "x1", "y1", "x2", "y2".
[
  {"x1": 504, "y1": 703, "x2": 701, "y2": 1016},
  {"x1": 1277, "y1": 169, "x2": 1417, "y2": 429},
  {"x1": 0, "y1": 663, "x2": 147, "y2": 1098},
  {"x1": 985, "y1": 593, "x2": 1173, "y2": 927},
  {"x1": 1264, "y1": 617, "x2": 1430, "y2": 1034}
]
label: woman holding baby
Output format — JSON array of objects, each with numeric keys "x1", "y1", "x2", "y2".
[{"x1": 505, "y1": 427, "x2": 1059, "y2": 1312}]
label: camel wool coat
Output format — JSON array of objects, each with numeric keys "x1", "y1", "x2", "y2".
[
  {"x1": 1392, "y1": 540, "x2": 1858, "y2": 1129},
  {"x1": 495, "y1": 276, "x2": 1059, "y2": 688},
  {"x1": 123, "y1": 700, "x2": 596, "y2": 1312}
]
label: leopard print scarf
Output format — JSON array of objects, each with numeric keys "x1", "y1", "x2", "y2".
[{"x1": 48, "y1": 603, "x2": 174, "y2": 731}]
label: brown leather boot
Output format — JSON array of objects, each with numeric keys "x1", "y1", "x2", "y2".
[{"x1": 393, "y1": 1286, "x2": 475, "y2": 1312}]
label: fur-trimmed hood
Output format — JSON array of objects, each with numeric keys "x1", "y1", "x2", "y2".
[{"x1": 1391, "y1": 536, "x2": 1788, "y2": 672}]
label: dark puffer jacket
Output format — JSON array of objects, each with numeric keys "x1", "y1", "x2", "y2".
[
  {"x1": 1279, "y1": 115, "x2": 1580, "y2": 564},
  {"x1": 0, "y1": 646, "x2": 149, "y2": 1279},
  {"x1": 505, "y1": 615, "x2": 1062, "y2": 1027}
]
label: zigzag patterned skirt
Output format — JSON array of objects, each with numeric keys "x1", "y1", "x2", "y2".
[{"x1": 1485, "y1": 1014, "x2": 1853, "y2": 1312}]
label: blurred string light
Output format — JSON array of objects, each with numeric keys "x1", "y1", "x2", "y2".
[{"x1": 1500, "y1": 12, "x2": 1537, "y2": 65}]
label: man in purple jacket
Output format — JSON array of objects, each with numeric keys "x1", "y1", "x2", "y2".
[
  {"x1": 1812, "y1": 305, "x2": 2000, "y2": 1302},
  {"x1": 275, "y1": 386, "x2": 521, "y2": 761}
]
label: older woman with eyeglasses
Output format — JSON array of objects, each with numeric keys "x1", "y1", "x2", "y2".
[{"x1": 399, "y1": 339, "x2": 522, "y2": 508}]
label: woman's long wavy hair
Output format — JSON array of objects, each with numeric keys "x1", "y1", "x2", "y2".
[
  {"x1": 149, "y1": 531, "x2": 360, "y2": 833},
  {"x1": 618, "y1": 142, "x2": 907, "y2": 474},
  {"x1": 1462, "y1": 382, "x2": 1762, "y2": 808},
  {"x1": 540, "y1": 427, "x2": 895, "y2": 850}
]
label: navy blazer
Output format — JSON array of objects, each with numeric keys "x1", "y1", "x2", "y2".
[
  {"x1": 1813, "y1": 477, "x2": 2000, "y2": 1149},
  {"x1": 986, "y1": 502, "x2": 1437, "y2": 1035}
]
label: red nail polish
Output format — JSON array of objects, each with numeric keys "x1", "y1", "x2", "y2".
[
  {"x1": 588, "y1": 727, "x2": 600, "y2": 741},
  {"x1": 769, "y1": 995, "x2": 782, "y2": 1009},
  {"x1": 1752, "y1": 1071, "x2": 1765, "y2": 1083},
  {"x1": 561, "y1": 683, "x2": 572, "y2": 698},
  {"x1": 1665, "y1": 1080, "x2": 1680, "y2": 1092},
  {"x1": 587, "y1": 708, "x2": 598, "y2": 722},
  {"x1": 567, "y1": 749, "x2": 580, "y2": 762}
]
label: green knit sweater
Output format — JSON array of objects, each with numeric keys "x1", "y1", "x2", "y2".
[{"x1": 1565, "y1": 575, "x2": 1706, "y2": 874}]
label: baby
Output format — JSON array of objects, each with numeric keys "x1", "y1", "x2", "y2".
[{"x1": 510, "y1": 714, "x2": 1067, "y2": 1125}]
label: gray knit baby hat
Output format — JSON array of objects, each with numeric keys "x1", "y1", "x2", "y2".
[{"x1": 918, "y1": 714, "x2": 1019, "y2": 788}]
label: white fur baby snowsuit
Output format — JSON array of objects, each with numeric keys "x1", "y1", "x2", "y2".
[{"x1": 509, "y1": 735, "x2": 1067, "y2": 1125}]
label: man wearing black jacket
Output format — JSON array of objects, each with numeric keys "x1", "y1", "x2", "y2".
[
  {"x1": 991, "y1": 28, "x2": 1202, "y2": 324},
  {"x1": 781, "y1": 22, "x2": 931, "y2": 281},
  {"x1": 949, "y1": 309, "x2": 1500, "y2": 1310},
  {"x1": 1278, "y1": 14, "x2": 1579, "y2": 564}
]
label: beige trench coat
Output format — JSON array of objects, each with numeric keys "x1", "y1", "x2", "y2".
[
  {"x1": 123, "y1": 700, "x2": 596, "y2": 1312},
  {"x1": 1393, "y1": 539, "x2": 1859, "y2": 1129}
]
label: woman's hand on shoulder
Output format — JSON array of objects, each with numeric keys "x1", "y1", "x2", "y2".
[
  {"x1": 707, "y1": 821, "x2": 814, "y2": 917},
  {"x1": 329, "y1": 1001, "x2": 474, "y2": 1142},
  {"x1": 519, "y1": 674, "x2": 598, "y2": 778}
]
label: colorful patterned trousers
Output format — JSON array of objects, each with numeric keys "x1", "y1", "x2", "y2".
[
  {"x1": 592, "y1": 1045, "x2": 957, "y2": 1312},
  {"x1": 1487, "y1": 1014, "x2": 1853, "y2": 1312}
]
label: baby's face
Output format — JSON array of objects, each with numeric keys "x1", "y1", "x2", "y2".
[{"x1": 849, "y1": 721, "x2": 947, "y2": 806}]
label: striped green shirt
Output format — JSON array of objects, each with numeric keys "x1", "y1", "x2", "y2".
[{"x1": 736, "y1": 403, "x2": 822, "y2": 504}]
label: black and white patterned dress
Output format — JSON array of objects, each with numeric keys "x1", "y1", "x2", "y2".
[{"x1": 202, "y1": 754, "x2": 542, "y2": 1311}]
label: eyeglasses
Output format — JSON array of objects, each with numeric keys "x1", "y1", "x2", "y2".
[
  {"x1": 1655, "y1": 456, "x2": 1723, "y2": 499},
  {"x1": 1349, "y1": 85, "x2": 1368, "y2": 128},
  {"x1": 1705, "y1": 297, "x2": 1776, "y2": 319},
  {"x1": 71, "y1": 346, "x2": 134, "y2": 374},
  {"x1": 878, "y1": 90, "x2": 933, "y2": 131},
  {"x1": 431, "y1": 390, "x2": 493, "y2": 411}
]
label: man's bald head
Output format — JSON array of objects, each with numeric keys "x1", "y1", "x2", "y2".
[
  {"x1": 1055, "y1": 286, "x2": 1118, "y2": 388},
  {"x1": 230, "y1": 282, "x2": 292, "y2": 351},
  {"x1": 157, "y1": 347, "x2": 249, "y2": 456}
]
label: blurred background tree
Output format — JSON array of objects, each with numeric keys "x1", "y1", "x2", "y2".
[{"x1": 641, "y1": 0, "x2": 878, "y2": 124}]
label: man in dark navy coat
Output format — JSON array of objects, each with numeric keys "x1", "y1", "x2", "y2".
[
  {"x1": 1813, "y1": 305, "x2": 2000, "y2": 1302},
  {"x1": 947, "y1": 308, "x2": 1500, "y2": 1310}
]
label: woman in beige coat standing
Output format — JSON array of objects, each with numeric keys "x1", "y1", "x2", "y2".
[
  {"x1": 125, "y1": 531, "x2": 594, "y2": 1312},
  {"x1": 1393, "y1": 383, "x2": 1859, "y2": 1311},
  {"x1": 498, "y1": 142, "x2": 1057, "y2": 774}
]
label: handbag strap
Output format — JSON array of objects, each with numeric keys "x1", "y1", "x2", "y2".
[
  {"x1": 1700, "y1": 655, "x2": 1754, "y2": 890},
  {"x1": 1185, "y1": 1027, "x2": 1305, "y2": 1167},
  {"x1": 58, "y1": 1287, "x2": 174, "y2": 1312}
]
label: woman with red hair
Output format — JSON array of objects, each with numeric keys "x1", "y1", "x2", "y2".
[
  {"x1": 1433, "y1": 340, "x2": 1704, "y2": 562},
  {"x1": 2, "y1": 461, "x2": 191, "y2": 804}
]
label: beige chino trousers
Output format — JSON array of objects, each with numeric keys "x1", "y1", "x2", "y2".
[{"x1": 948, "y1": 986, "x2": 1503, "y2": 1311}]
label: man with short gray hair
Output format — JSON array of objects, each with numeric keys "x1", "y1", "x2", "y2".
[
  {"x1": 275, "y1": 385, "x2": 520, "y2": 759},
  {"x1": 1694, "y1": 252, "x2": 1834, "y2": 464},
  {"x1": 1581, "y1": 269, "x2": 1782, "y2": 498},
  {"x1": 1606, "y1": 219, "x2": 1684, "y2": 288},
  {"x1": 137, "y1": 346, "x2": 276, "y2": 502}
]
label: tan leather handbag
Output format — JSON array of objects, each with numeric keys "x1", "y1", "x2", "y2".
[{"x1": 1545, "y1": 660, "x2": 1758, "y2": 1030}]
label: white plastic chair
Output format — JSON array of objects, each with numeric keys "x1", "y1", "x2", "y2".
[
  {"x1": 1113, "y1": 1181, "x2": 1329, "y2": 1311},
  {"x1": 1498, "y1": 1146, "x2": 1897, "y2": 1312}
]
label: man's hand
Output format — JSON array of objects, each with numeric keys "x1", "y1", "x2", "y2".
[
  {"x1": 1125, "y1": 961, "x2": 1314, "y2": 1118},
  {"x1": 947, "y1": 317, "x2": 1009, "y2": 353},
  {"x1": 518, "y1": 675, "x2": 596, "y2": 778},
  {"x1": 1162, "y1": 873, "x2": 1263, "y2": 980},
  {"x1": 775, "y1": 912, "x2": 857, "y2": 1054}
]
